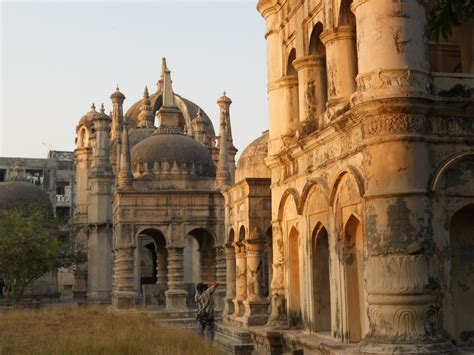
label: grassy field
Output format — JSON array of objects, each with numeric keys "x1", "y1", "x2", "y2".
[{"x1": 0, "y1": 307, "x2": 219, "y2": 355}]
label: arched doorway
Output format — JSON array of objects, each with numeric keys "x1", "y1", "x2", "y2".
[
  {"x1": 137, "y1": 228, "x2": 167, "y2": 306},
  {"x1": 289, "y1": 226, "x2": 302, "y2": 327},
  {"x1": 308, "y1": 22, "x2": 328, "y2": 117},
  {"x1": 450, "y1": 204, "x2": 474, "y2": 346},
  {"x1": 343, "y1": 215, "x2": 366, "y2": 342},
  {"x1": 312, "y1": 225, "x2": 331, "y2": 333},
  {"x1": 183, "y1": 228, "x2": 216, "y2": 307},
  {"x1": 261, "y1": 227, "x2": 273, "y2": 298}
]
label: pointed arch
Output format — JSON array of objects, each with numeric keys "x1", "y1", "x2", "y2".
[
  {"x1": 228, "y1": 228, "x2": 235, "y2": 244},
  {"x1": 430, "y1": 151, "x2": 474, "y2": 192},
  {"x1": 342, "y1": 214, "x2": 367, "y2": 341},
  {"x1": 286, "y1": 48, "x2": 297, "y2": 76},
  {"x1": 329, "y1": 166, "x2": 365, "y2": 207},
  {"x1": 300, "y1": 177, "x2": 330, "y2": 213},
  {"x1": 278, "y1": 188, "x2": 301, "y2": 220}
]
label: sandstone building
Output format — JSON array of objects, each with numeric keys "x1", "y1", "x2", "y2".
[
  {"x1": 72, "y1": 1, "x2": 473, "y2": 353},
  {"x1": 73, "y1": 59, "x2": 235, "y2": 312},
  {"x1": 216, "y1": 0, "x2": 474, "y2": 353}
]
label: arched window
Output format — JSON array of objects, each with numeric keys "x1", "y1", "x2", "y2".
[
  {"x1": 312, "y1": 225, "x2": 331, "y2": 333},
  {"x1": 287, "y1": 48, "x2": 297, "y2": 76},
  {"x1": 308, "y1": 23, "x2": 328, "y2": 117},
  {"x1": 288, "y1": 226, "x2": 302, "y2": 327},
  {"x1": 343, "y1": 215, "x2": 367, "y2": 342}
]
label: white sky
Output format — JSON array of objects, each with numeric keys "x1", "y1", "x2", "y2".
[{"x1": 0, "y1": 0, "x2": 268, "y2": 158}]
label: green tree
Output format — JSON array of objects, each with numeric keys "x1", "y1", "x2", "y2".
[
  {"x1": 0, "y1": 207, "x2": 82, "y2": 304},
  {"x1": 428, "y1": 0, "x2": 474, "y2": 72}
]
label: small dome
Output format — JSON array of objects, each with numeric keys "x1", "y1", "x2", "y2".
[
  {"x1": 131, "y1": 131, "x2": 216, "y2": 178},
  {"x1": 236, "y1": 131, "x2": 270, "y2": 182},
  {"x1": 0, "y1": 181, "x2": 52, "y2": 212},
  {"x1": 78, "y1": 104, "x2": 99, "y2": 128}
]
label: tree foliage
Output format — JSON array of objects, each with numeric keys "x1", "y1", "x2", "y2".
[
  {"x1": 0, "y1": 206, "x2": 83, "y2": 303},
  {"x1": 428, "y1": 0, "x2": 474, "y2": 41}
]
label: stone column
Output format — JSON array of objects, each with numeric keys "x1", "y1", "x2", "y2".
[
  {"x1": 268, "y1": 76, "x2": 299, "y2": 140},
  {"x1": 243, "y1": 238, "x2": 270, "y2": 326},
  {"x1": 233, "y1": 241, "x2": 247, "y2": 317},
  {"x1": 112, "y1": 223, "x2": 136, "y2": 309},
  {"x1": 293, "y1": 55, "x2": 327, "y2": 133},
  {"x1": 156, "y1": 247, "x2": 167, "y2": 304},
  {"x1": 112, "y1": 247, "x2": 136, "y2": 309},
  {"x1": 320, "y1": 26, "x2": 357, "y2": 109},
  {"x1": 165, "y1": 246, "x2": 188, "y2": 310},
  {"x1": 156, "y1": 247, "x2": 168, "y2": 285},
  {"x1": 267, "y1": 221, "x2": 287, "y2": 326},
  {"x1": 351, "y1": 1, "x2": 452, "y2": 352},
  {"x1": 224, "y1": 243, "x2": 236, "y2": 317},
  {"x1": 214, "y1": 245, "x2": 227, "y2": 313}
]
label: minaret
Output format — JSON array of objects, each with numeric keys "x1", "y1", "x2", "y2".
[
  {"x1": 192, "y1": 108, "x2": 208, "y2": 146},
  {"x1": 88, "y1": 103, "x2": 114, "y2": 303},
  {"x1": 90, "y1": 104, "x2": 113, "y2": 175},
  {"x1": 155, "y1": 58, "x2": 182, "y2": 134},
  {"x1": 156, "y1": 57, "x2": 167, "y2": 92},
  {"x1": 216, "y1": 93, "x2": 232, "y2": 189},
  {"x1": 217, "y1": 92, "x2": 236, "y2": 185},
  {"x1": 110, "y1": 86, "x2": 125, "y2": 140},
  {"x1": 137, "y1": 86, "x2": 154, "y2": 128},
  {"x1": 117, "y1": 115, "x2": 133, "y2": 190}
]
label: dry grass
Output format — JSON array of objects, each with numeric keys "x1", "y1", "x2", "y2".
[{"x1": 0, "y1": 307, "x2": 219, "y2": 355}]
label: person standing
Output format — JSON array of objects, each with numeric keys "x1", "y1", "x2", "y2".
[{"x1": 195, "y1": 281, "x2": 219, "y2": 341}]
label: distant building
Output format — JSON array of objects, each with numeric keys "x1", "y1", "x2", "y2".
[
  {"x1": 0, "y1": 151, "x2": 75, "y2": 296},
  {"x1": 0, "y1": 150, "x2": 75, "y2": 220}
]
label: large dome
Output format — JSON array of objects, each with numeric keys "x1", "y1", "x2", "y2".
[
  {"x1": 125, "y1": 91, "x2": 216, "y2": 137},
  {"x1": 236, "y1": 131, "x2": 270, "y2": 182},
  {"x1": 131, "y1": 131, "x2": 216, "y2": 178},
  {"x1": 0, "y1": 181, "x2": 52, "y2": 212}
]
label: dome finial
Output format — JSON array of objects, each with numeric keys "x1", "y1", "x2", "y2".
[
  {"x1": 116, "y1": 84, "x2": 120, "y2": 91},
  {"x1": 100, "y1": 103, "x2": 105, "y2": 114},
  {"x1": 144, "y1": 86, "x2": 149, "y2": 98},
  {"x1": 91, "y1": 103, "x2": 96, "y2": 111}
]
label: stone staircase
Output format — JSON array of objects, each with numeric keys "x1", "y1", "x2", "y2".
[{"x1": 214, "y1": 323, "x2": 254, "y2": 355}]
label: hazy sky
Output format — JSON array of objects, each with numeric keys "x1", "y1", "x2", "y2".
[{"x1": 1, "y1": 0, "x2": 268, "y2": 158}]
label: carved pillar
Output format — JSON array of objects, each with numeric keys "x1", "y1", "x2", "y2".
[
  {"x1": 242, "y1": 238, "x2": 270, "y2": 326},
  {"x1": 156, "y1": 247, "x2": 168, "y2": 304},
  {"x1": 156, "y1": 248, "x2": 168, "y2": 285},
  {"x1": 112, "y1": 224, "x2": 135, "y2": 309},
  {"x1": 214, "y1": 245, "x2": 227, "y2": 313},
  {"x1": 165, "y1": 246, "x2": 188, "y2": 310},
  {"x1": 268, "y1": 76, "x2": 299, "y2": 145},
  {"x1": 267, "y1": 221, "x2": 287, "y2": 326},
  {"x1": 320, "y1": 26, "x2": 357, "y2": 108},
  {"x1": 293, "y1": 55, "x2": 327, "y2": 133},
  {"x1": 351, "y1": 0, "x2": 431, "y2": 103},
  {"x1": 224, "y1": 243, "x2": 236, "y2": 317},
  {"x1": 233, "y1": 241, "x2": 247, "y2": 317}
]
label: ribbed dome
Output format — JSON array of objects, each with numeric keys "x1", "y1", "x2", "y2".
[
  {"x1": 0, "y1": 181, "x2": 52, "y2": 212},
  {"x1": 131, "y1": 131, "x2": 216, "y2": 178},
  {"x1": 125, "y1": 92, "x2": 215, "y2": 137},
  {"x1": 236, "y1": 131, "x2": 270, "y2": 182}
]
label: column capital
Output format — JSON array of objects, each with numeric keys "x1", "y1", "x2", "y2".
[
  {"x1": 268, "y1": 75, "x2": 299, "y2": 92},
  {"x1": 320, "y1": 26, "x2": 356, "y2": 45},
  {"x1": 292, "y1": 55, "x2": 325, "y2": 71}
]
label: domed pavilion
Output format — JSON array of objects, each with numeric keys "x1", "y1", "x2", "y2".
[{"x1": 73, "y1": 58, "x2": 237, "y2": 312}]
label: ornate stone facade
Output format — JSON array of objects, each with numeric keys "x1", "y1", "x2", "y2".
[
  {"x1": 216, "y1": 0, "x2": 474, "y2": 353},
  {"x1": 73, "y1": 59, "x2": 236, "y2": 312}
]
